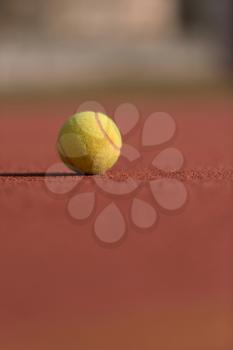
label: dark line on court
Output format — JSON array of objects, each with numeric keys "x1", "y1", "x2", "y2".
[{"x1": 0, "y1": 172, "x2": 83, "y2": 177}]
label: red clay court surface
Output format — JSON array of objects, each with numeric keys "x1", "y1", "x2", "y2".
[{"x1": 0, "y1": 95, "x2": 233, "y2": 349}]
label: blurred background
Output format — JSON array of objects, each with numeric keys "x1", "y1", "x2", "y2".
[{"x1": 0, "y1": 0, "x2": 232, "y2": 95}]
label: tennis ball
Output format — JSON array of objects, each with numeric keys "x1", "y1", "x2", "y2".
[{"x1": 57, "y1": 111, "x2": 122, "y2": 175}]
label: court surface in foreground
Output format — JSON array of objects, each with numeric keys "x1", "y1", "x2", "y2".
[{"x1": 0, "y1": 94, "x2": 233, "y2": 350}]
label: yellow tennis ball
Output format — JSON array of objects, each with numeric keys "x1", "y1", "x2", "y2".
[{"x1": 57, "y1": 111, "x2": 122, "y2": 174}]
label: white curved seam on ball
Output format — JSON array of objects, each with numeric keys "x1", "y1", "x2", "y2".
[{"x1": 95, "y1": 112, "x2": 121, "y2": 151}]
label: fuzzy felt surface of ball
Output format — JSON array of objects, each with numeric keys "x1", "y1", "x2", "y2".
[{"x1": 57, "y1": 111, "x2": 122, "y2": 174}]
